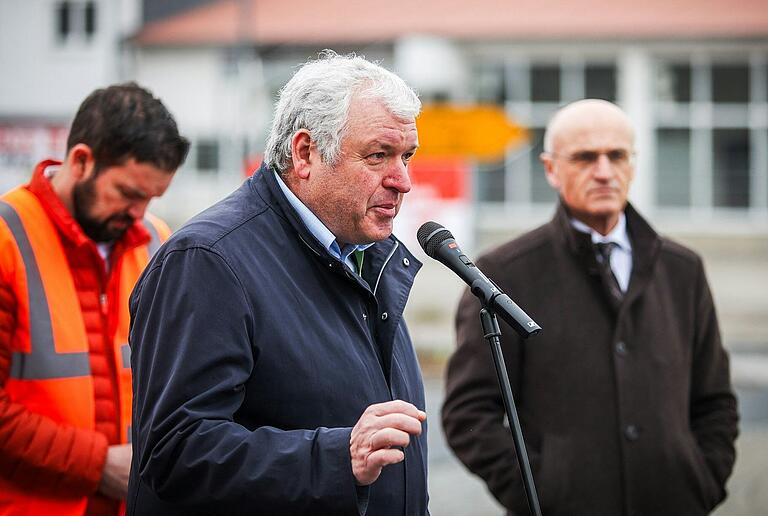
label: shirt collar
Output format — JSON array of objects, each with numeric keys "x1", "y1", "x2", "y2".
[
  {"x1": 274, "y1": 171, "x2": 373, "y2": 262},
  {"x1": 570, "y1": 212, "x2": 632, "y2": 252}
]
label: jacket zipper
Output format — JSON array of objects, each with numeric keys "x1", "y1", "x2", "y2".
[{"x1": 99, "y1": 255, "x2": 121, "y2": 444}]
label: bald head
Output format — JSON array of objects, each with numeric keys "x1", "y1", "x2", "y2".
[
  {"x1": 543, "y1": 99, "x2": 635, "y2": 154},
  {"x1": 539, "y1": 99, "x2": 636, "y2": 235}
]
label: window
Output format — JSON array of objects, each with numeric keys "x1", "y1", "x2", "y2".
[
  {"x1": 764, "y1": 129, "x2": 768, "y2": 205},
  {"x1": 56, "y1": 2, "x2": 70, "y2": 39},
  {"x1": 656, "y1": 128, "x2": 691, "y2": 207},
  {"x1": 711, "y1": 64, "x2": 750, "y2": 103},
  {"x1": 765, "y1": 62, "x2": 768, "y2": 102},
  {"x1": 656, "y1": 62, "x2": 691, "y2": 103},
  {"x1": 55, "y1": 1, "x2": 97, "y2": 42},
  {"x1": 196, "y1": 139, "x2": 220, "y2": 173},
  {"x1": 585, "y1": 65, "x2": 616, "y2": 102},
  {"x1": 654, "y1": 56, "x2": 767, "y2": 213},
  {"x1": 713, "y1": 129, "x2": 750, "y2": 208},
  {"x1": 475, "y1": 63, "x2": 506, "y2": 105},
  {"x1": 469, "y1": 52, "x2": 767, "y2": 218},
  {"x1": 530, "y1": 65, "x2": 560, "y2": 102},
  {"x1": 84, "y1": 2, "x2": 96, "y2": 37}
]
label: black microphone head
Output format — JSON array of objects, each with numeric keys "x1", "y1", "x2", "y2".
[{"x1": 417, "y1": 221, "x2": 454, "y2": 258}]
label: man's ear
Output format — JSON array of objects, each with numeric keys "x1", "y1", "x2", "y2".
[
  {"x1": 541, "y1": 152, "x2": 561, "y2": 189},
  {"x1": 66, "y1": 144, "x2": 96, "y2": 180},
  {"x1": 290, "y1": 130, "x2": 313, "y2": 180}
]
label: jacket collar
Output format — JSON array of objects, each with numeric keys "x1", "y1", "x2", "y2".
[
  {"x1": 554, "y1": 200, "x2": 658, "y2": 260},
  {"x1": 554, "y1": 200, "x2": 593, "y2": 258},
  {"x1": 251, "y1": 162, "x2": 421, "y2": 286},
  {"x1": 551, "y1": 198, "x2": 662, "y2": 304},
  {"x1": 252, "y1": 162, "x2": 330, "y2": 260},
  {"x1": 26, "y1": 160, "x2": 151, "y2": 254}
]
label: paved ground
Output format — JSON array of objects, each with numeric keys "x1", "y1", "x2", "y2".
[{"x1": 424, "y1": 351, "x2": 768, "y2": 516}]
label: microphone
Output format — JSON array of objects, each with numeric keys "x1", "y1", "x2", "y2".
[{"x1": 417, "y1": 221, "x2": 541, "y2": 339}]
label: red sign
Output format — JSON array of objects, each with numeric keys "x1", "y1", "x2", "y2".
[
  {"x1": 408, "y1": 157, "x2": 469, "y2": 201},
  {"x1": 0, "y1": 125, "x2": 68, "y2": 168}
]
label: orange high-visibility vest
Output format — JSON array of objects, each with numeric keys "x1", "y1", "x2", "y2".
[{"x1": 0, "y1": 186, "x2": 167, "y2": 515}]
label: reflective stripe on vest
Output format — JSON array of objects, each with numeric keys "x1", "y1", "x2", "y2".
[
  {"x1": 120, "y1": 342, "x2": 131, "y2": 368},
  {"x1": 0, "y1": 200, "x2": 90, "y2": 379}
]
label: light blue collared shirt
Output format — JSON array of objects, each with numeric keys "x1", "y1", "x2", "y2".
[
  {"x1": 275, "y1": 172, "x2": 373, "y2": 273},
  {"x1": 571, "y1": 212, "x2": 633, "y2": 292}
]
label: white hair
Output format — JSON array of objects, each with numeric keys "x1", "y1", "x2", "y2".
[{"x1": 264, "y1": 50, "x2": 421, "y2": 174}]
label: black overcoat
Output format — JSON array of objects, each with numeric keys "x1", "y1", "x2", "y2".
[{"x1": 442, "y1": 202, "x2": 738, "y2": 516}]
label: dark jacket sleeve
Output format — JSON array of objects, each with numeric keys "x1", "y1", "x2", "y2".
[
  {"x1": 0, "y1": 281, "x2": 107, "y2": 497},
  {"x1": 129, "y1": 247, "x2": 360, "y2": 515},
  {"x1": 688, "y1": 258, "x2": 739, "y2": 509},
  {"x1": 441, "y1": 274, "x2": 537, "y2": 511}
]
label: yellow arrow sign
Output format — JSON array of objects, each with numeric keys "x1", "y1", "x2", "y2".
[{"x1": 415, "y1": 104, "x2": 529, "y2": 162}]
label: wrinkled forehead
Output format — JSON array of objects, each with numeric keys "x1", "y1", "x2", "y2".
[{"x1": 343, "y1": 97, "x2": 418, "y2": 142}]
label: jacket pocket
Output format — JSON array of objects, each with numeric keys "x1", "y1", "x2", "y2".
[{"x1": 681, "y1": 433, "x2": 721, "y2": 511}]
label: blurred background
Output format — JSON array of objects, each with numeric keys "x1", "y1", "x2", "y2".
[{"x1": 1, "y1": 0, "x2": 766, "y2": 514}]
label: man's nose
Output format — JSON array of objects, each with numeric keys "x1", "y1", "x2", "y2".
[
  {"x1": 127, "y1": 199, "x2": 150, "y2": 220},
  {"x1": 592, "y1": 154, "x2": 614, "y2": 180},
  {"x1": 384, "y1": 160, "x2": 412, "y2": 193}
]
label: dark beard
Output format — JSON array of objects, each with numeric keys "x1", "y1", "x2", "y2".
[{"x1": 72, "y1": 177, "x2": 134, "y2": 243}]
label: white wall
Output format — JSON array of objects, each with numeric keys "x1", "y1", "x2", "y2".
[
  {"x1": 395, "y1": 35, "x2": 470, "y2": 101},
  {"x1": 133, "y1": 47, "x2": 270, "y2": 137},
  {"x1": 133, "y1": 48, "x2": 226, "y2": 134},
  {"x1": 0, "y1": 0, "x2": 141, "y2": 119}
]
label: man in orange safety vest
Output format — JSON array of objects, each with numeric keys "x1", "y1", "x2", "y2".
[{"x1": 0, "y1": 82, "x2": 188, "y2": 515}]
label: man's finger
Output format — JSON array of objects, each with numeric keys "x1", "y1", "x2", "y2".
[
  {"x1": 367, "y1": 447, "x2": 406, "y2": 469},
  {"x1": 370, "y1": 428, "x2": 411, "y2": 451},
  {"x1": 372, "y1": 413, "x2": 424, "y2": 436},
  {"x1": 367, "y1": 400, "x2": 426, "y2": 420}
]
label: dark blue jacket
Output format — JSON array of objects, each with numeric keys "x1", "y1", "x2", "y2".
[{"x1": 127, "y1": 164, "x2": 428, "y2": 515}]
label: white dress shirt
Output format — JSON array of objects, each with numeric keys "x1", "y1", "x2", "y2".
[{"x1": 571, "y1": 213, "x2": 633, "y2": 292}]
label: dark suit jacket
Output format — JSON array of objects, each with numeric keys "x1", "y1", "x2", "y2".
[
  {"x1": 442, "y1": 202, "x2": 738, "y2": 516},
  {"x1": 128, "y1": 164, "x2": 428, "y2": 515}
]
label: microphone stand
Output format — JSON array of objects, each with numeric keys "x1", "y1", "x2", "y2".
[{"x1": 479, "y1": 308, "x2": 542, "y2": 516}]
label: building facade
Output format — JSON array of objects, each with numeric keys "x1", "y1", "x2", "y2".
[{"x1": 2, "y1": 0, "x2": 767, "y2": 353}]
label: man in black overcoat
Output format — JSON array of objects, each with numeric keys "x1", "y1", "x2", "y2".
[{"x1": 442, "y1": 99, "x2": 738, "y2": 516}]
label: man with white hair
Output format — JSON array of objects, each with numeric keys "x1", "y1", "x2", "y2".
[
  {"x1": 127, "y1": 52, "x2": 428, "y2": 515},
  {"x1": 442, "y1": 99, "x2": 738, "y2": 515}
]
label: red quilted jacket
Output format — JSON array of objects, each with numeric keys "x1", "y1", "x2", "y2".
[{"x1": 0, "y1": 162, "x2": 156, "y2": 515}]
